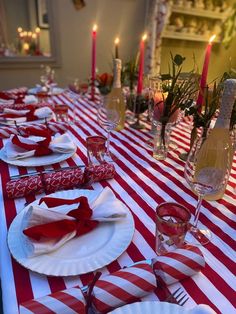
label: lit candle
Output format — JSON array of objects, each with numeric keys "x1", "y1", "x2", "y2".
[
  {"x1": 91, "y1": 24, "x2": 97, "y2": 100},
  {"x1": 114, "y1": 37, "x2": 119, "y2": 59},
  {"x1": 137, "y1": 33, "x2": 147, "y2": 95},
  {"x1": 196, "y1": 34, "x2": 216, "y2": 112},
  {"x1": 35, "y1": 27, "x2": 41, "y2": 52}
]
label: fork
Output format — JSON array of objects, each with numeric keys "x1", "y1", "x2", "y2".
[{"x1": 165, "y1": 287, "x2": 189, "y2": 306}]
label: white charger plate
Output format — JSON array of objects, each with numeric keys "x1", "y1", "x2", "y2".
[
  {"x1": 109, "y1": 302, "x2": 188, "y2": 314},
  {"x1": 28, "y1": 87, "x2": 64, "y2": 96},
  {"x1": 7, "y1": 189, "x2": 135, "y2": 276},
  {"x1": 0, "y1": 144, "x2": 76, "y2": 167}
]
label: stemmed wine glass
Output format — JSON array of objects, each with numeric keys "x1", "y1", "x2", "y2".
[
  {"x1": 184, "y1": 135, "x2": 231, "y2": 245},
  {"x1": 97, "y1": 95, "x2": 121, "y2": 161}
]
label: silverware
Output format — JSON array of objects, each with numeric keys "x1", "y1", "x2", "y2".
[
  {"x1": 10, "y1": 165, "x2": 86, "y2": 179},
  {"x1": 165, "y1": 287, "x2": 189, "y2": 306}
]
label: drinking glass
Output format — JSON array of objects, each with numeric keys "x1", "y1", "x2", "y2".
[
  {"x1": 97, "y1": 95, "x2": 120, "y2": 161},
  {"x1": 155, "y1": 202, "x2": 191, "y2": 255},
  {"x1": 184, "y1": 135, "x2": 231, "y2": 245}
]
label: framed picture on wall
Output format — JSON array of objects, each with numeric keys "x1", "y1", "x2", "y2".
[{"x1": 36, "y1": 0, "x2": 49, "y2": 29}]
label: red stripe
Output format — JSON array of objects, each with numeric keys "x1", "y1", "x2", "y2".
[
  {"x1": 92, "y1": 296, "x2": 121, "y2": 314},
  {"x1": 155, "y1": 260, "x2": 195, "y2": 282},
  {"x1": 160, "y1": 251, "x2": 204, "y2": 271},
  {"x1": 51, "y1": 291, "x2": 85, "y2": 313},
  {"x1": 21, "y1": 299, "x2": 56, "y2": 314}
]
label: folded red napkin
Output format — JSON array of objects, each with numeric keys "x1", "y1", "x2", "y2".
[
  {"x1": 22, "y1": 188, "x2": 126, "y2": 257},
  {"x1": 6, "y1": 133, "x2": 75, "y2": 160},
  {"x1": 23, "y1": 196, "x2": 99, "y2": 241},
  {"x1": 12, "y1": 134, "x2": 52, "y2": 157},
  {"x1": 0, "y1": 105, "x2": 37, "y2": 121},
  {"x1": 0, "y1": 121, "x2": 68, "y2": 139}
]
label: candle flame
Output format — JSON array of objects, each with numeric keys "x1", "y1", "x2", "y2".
[
  {"x1": 35, "y1": 27, "x2": 40, "y2": 33},
  {"x1": 17, "y1": 27, "x2": 23, "y2": 33},
  {"x1": 23, "y1": 43, "x2": 29, "y2": 50},
  {"x1": 93, "y1": 24, "x2": 97, "y2": 32},
  {"x1": 114, "y1": 37, "x2": 119, "y2": 45},
  {"x1": 142, "y1": 33, "x2": 147, "y2": 41},
  {"x1": 209, "y1": 34, "x2": 216, "y2": 43}
]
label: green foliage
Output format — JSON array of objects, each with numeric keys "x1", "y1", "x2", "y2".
[
  {"x1": 122, "y1": 54, "x2": 139, "y2": 91},
  {"x1": 159, "y1": 53, "x2": 199, "y2": 124}
]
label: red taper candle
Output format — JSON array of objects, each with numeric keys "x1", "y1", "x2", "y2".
[
  {"x1": 196, "y1": 34, "x2": 216, "y2": 112},
  {"x1": 137, "y1": 33, "x2": 147, "y2": 95},
  {"x1": 91, "y1": 24, "x2": 97, "y2": 101}
]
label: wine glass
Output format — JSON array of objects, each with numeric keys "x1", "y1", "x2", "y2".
[
  {"x1": 97, "y1": 95, "x2": 121, "y2": 161},
  {"x1": 184, "y1": 135, "x2": 231, "y2": 245}
]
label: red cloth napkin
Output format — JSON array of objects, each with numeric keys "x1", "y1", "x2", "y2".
[
  {"x1": 12, "y1": 134, "x2": 53, "y2": 157},
  {"x1": 23, "y1": 196, "x2": 99, "y2": 240},
  {"x1": 0, "y1": 105, "x2": 38, "y2": 121}
]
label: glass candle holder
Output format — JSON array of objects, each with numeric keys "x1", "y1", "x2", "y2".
[{"x1": 155, "y1": 202, "x2": 191, "y2": 255}]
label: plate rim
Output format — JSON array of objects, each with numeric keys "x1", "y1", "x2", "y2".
[
  {"x1": 7, "y1": 189, "x2": 135, "y2": 276},
  {"x1": 108, "y1": 301, "x2": 188, "y2": 314}
]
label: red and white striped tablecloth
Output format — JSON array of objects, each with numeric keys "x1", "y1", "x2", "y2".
[{"x1": 0, "y1": 91, "x2": 235, "y2": 314}]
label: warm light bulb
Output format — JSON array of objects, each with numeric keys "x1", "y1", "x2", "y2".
[
  {"x1": 23, "y1": 43, "x2": 29, "y2": 50},
  {"x1": 23, "y1": 31, "x2": 27, "y2": 36},
  {"x1": 142, "y1": 33, "x2": 147, "y2": 41},
  {"x1": 32, "y1": 33, "x2": 37, "y2": 39},
  {"x1": 19, "y1": 33, "x2": 24, "y2": 38},
  {"x1": 114, "y1": 37, "x2": 120, "y2": 45},
  {"x1": 209, "y1": 34, "x2": 216, "y2": 43},
  {"x1": 93, "y1": 24, "x2": 97, "y2": 32},
  {"x1": 17, "y1": 27, "x2": 23, "y2": 33},
  {"x1": 35, "y1": 27, "x2": 40, "y2": 33},
  {"x1": 28, "y1": 32, "x2": 32, "y2": 37}
]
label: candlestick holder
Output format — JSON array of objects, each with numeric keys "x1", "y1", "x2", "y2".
[{"x1": 127, "y1": 93, "x2": 148, "y2": 129}]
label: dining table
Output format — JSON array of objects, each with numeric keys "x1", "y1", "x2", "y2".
[{"x1": 0, "y1": 89, "x2": 235, "y2": 314}]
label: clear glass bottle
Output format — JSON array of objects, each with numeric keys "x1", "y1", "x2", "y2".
[{"x1": 109, "y1": 59, "x2": 126, "y2": 130}]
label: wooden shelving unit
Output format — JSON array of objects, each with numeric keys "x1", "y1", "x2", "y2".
[{"x1": 162, "y1": 5, "x2": 231, "y2": 43}]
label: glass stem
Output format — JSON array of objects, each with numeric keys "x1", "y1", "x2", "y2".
[
  {"x1": 106, "y1": 130, "x2": 111, "y2": 156},
  {"x1": 193, "y1": 195, "x2": 203, "y2": 228}
]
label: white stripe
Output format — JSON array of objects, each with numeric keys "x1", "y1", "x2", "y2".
[{"x1": 192, "y1": 272, "x2": 236, "y2": 313}]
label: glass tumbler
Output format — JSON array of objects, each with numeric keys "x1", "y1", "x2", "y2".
[
  {"x1": 86, "y1": 135, "x2": 106, "y2": 166},
  {"x1": 155, "y1": 202, "x2": 191, "y2": 255}
]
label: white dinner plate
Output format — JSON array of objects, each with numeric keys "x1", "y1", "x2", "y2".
[
  {"x1": 7, "y1": 189, "x2": 135, "y2": 276},
  {"x1": 0, "y1": 144, "x2": 76, "y2": 167},
  {"x1": 109, "y1": 302, "x2": 189, "y2": 314},
  {"x1": 28, "y1": 87, "x2": 64, "y2": 96}
]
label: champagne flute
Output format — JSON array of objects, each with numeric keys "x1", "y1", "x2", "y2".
[
  {"x1": 184, "y1": 135, "x2": 231, "y2": 245},
  {"x1": 97, "y1": 95, "x2": 120, "y2": 161}
]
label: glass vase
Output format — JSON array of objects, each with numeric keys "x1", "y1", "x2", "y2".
[{"x1": 153, "y1": 121, "x2": 173, "y2": 160}]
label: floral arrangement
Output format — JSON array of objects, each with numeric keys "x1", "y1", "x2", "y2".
[
  {"x1": 156, "y1": 54, "x2": 199, "y2": 143},
  {"x1": 96, "y1": 73, "x2": 113, "y2": 95}
]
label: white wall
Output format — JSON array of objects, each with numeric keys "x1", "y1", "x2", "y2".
[{"x1": 0, "y1": 0, "x2": 147, "y2": 89}]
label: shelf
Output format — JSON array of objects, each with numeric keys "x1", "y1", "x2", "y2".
[
  {"x1": 171, "y1": 5, "x2": 230, "y2": 20},
  {"x1": 162, "y1": 31, "x2": 220, "y2": 43}
]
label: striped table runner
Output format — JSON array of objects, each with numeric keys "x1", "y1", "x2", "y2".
[{"x1": 0, "y1": 91, "x2": 235, "y2": 314}]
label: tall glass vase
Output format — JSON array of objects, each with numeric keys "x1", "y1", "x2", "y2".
[{"x1": 153, "y1": 121, "x2": 173, "y2": 160}]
